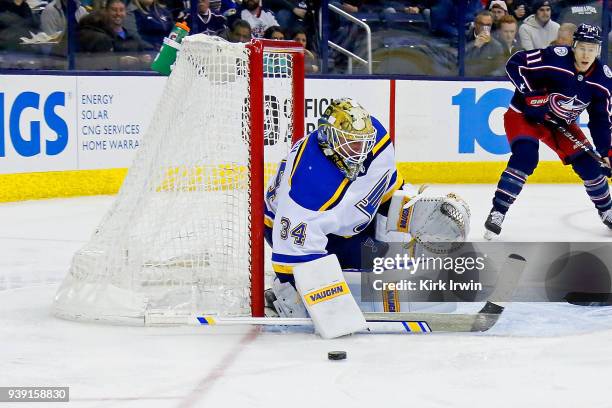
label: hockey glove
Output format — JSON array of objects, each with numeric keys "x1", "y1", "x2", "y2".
[{"x1": 523, "y1": 90, "x2": 550, "y2": 124}]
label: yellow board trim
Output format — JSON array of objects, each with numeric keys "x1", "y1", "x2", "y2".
[
  {"x1": 319, "y1": 178, "x2": 350, "y2": 211},
  {"x1": 0, "y1": 161, "x2": 596, "y2": 203},
  {"x1": 304, "y1": 281, "x2": 350, "y2": 305},
  {"x1": 0, "y1": 169, "x2": 128, "y2": 202},
  {"x1": 372, "y1": 133, "x2": 391, "y2": 156},
  {"x1": 396, "y1": 161, "x2": 584, "y2": 184}
]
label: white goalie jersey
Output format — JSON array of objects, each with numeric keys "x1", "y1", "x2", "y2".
[{"x1": 264, "y1": 116, "x2": 403, "y2": 274}]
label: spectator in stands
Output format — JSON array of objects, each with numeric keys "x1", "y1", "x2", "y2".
[
  {"x1": 177, "y1": 0, "x2": 237, "y2": 24},
  {"x1": 263, "y1": 25, "x2": 284, "y2": 39},
  {"x1": 129, "y1": 0, "x2": 174, "y2": 49},
  {"x1": 161, "y1": 0, "x2": 188, "y2": 22},
  {"x1": 0, "y1": 0, "x2": 38, "y2": 50},
  {"x1": 75, "y1": 4, "x2": 153, "y2": 69},
  {"x1": 292, "y1": 28, "x2": 318, "y2": 73},
  {"x1": 192, "y1": 0, "x2": 227, "y2": 35},
  {"x1": 40, "y1": 0, "x2": 87, "y2": 35},
  {"x1": 430, "y1": 0, "x2": 482, "y2": 40},
  {"x1": 106, "y1": 0, "x2": 153, "y2": 52},
  {"x1": 489, "y1": 0, "x2": 508, "y2": 29},
  {"x1": 211, "y1": 0, "x2": 239, "y2": 18},
  {"x1": 218, "y1": 18, "x2": 251, "y2": 42},
  {"x1": 496, "y1": 14, "x2": 522, "y2": 56},
  {"x1": 401, "y1": 0, "x2": 428, "y2": 14},
  {"x1": 77, "y1": 10, "x2": 113, "y2": 53},
  {"x1": 263, "y1": 0, "x2": 307, "y2": 31},
  {"x1": 518, "y1": 0, "x2": 559, "y2": 50},
  {"x1": 465, "y1": 10, "x2": 504, "y2": 75},
  {"x1": 240, "y1": 0, "x2": 278, "y2": 38},
  {"x1": 262, "y1": 25, "x2": 287, "y2": 73},
  {"x1": 550, "y1": 22, "x2": 576, "y2": 46},
  {"x1": 557, "y1": 0, "x2": 601, "y2": 27},
  {"x1": 497, "y1": 0, "x2": 527, "y2": 22},
  {"x1": 335, "y1": 0, "x2": 359, "y2": 14}
]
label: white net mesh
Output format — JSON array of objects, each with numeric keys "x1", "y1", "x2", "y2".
[{"x1": 53, "y1": 35, "x2": 298, "y2": 324}]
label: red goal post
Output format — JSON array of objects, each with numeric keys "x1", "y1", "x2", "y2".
[{"x1": 248, "y1": 39, "x2": 305, "y2": 317}]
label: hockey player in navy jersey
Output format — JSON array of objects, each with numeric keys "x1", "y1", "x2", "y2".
[
  {"x1": 485, "y1": 24, "x2": 612, "y2": 239},
  {"x1": 262, "y1": 98, "x2": 470, "y2": 338}
]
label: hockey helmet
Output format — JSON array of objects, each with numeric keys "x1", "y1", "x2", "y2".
[
  {"x1": 317, "y1": 98, "x2": 377, "y2": 169},
  {"x1": 573, "y1": 24, "x2": 602, "y2": 45}
]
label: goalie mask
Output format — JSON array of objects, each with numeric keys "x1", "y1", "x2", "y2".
[{"x1": 317, "y1": 98, "x2": 377, "y2": 180}]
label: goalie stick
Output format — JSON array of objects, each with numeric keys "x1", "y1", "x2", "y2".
[{"x1": 146, "y1": 254, "x2": 526, "y2": 333}]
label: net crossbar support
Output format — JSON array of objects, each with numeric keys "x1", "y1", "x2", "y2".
[{"x1": 53, "y1": 36, "x2": 305, "y2": 324}]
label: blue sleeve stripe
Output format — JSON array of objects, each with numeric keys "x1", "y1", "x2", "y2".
[{"x1": 272, "y1": 252, "x2": 327, "y2": 263}]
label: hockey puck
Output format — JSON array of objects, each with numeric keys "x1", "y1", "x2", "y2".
[{"x1": 328, "y1": 351, "x2": 347, "y2": 360}]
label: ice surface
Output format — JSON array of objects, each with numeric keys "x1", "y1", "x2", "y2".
[{"x1": 1, "y1": 185, "x2": 612, "y2": 408}]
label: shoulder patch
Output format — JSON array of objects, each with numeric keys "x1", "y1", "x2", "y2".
[
  {"x1": 604, "y1": 65, "x2": 612, "y2": 78},
  {"x1": 554, "y1": 47, "x2": 568, "y2": 57}
]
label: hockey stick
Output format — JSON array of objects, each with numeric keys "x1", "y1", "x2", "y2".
[
  {"x1": 146, "y1": 254, "x2": 527, "y2": 333},
  {"x1": 543, "y1": 118, "x2": 612, "y2": 177},
  {"x1": 146, "y1": 309, "x2": 500, "y2": 333}
]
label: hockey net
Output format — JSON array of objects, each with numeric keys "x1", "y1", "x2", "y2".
[{"x1": 53, "y1": 35, "x2": 305, "y2": 324}]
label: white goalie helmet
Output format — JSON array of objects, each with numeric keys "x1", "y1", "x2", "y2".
[{"x1": 317, "y1": 98, "x2": 377, "y2": 174}]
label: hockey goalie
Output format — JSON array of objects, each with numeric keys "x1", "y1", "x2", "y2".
[{"x1": 262, "y1": 98, "x2": 471, "y2": 338}]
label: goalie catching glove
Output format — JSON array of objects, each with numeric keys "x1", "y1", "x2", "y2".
[{"x1": 386, "y1": 186, "x2": 471, "y2": 253}]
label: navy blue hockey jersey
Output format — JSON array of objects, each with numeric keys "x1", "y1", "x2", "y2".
[{"x1": 506, "y1": 46, "x2": 612, "y2": 157}]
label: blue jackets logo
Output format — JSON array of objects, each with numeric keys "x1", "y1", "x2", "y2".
[
  {"x1": 0, "y1": 91, "x2": 69, "y2": 157},
  {"x1": 452, "y1": 88, "x2": 512, "y2": 155}
]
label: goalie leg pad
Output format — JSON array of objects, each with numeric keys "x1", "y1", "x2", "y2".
[{"x1": 293, "y1": 254, "x2": 367, "y2": 339}]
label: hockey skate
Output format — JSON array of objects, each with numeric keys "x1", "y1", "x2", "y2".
[
  {"x1": 599, "y1": 209, "x2": 612, "y2": 229},
  {"x1": 484, "y1": 209, "x2": 505, "y2": 240}
]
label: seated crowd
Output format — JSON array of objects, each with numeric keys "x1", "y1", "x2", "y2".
[
  {"x1": 464, "y1": 0, "x2": 582, "y2": 75},
  {"x1": 0, "y1": 0, "x2": 319, "y2": 70},
  {"x1": 329, "y1": 0, "x2": 607, "y2": 75},
  {"x1": 0, "y1": 0, "x2": 607, "y2": 74}
]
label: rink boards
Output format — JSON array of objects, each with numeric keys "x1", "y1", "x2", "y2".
[{"x1": 0, "y1": 74, "x2": 588, "y2": 202}]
